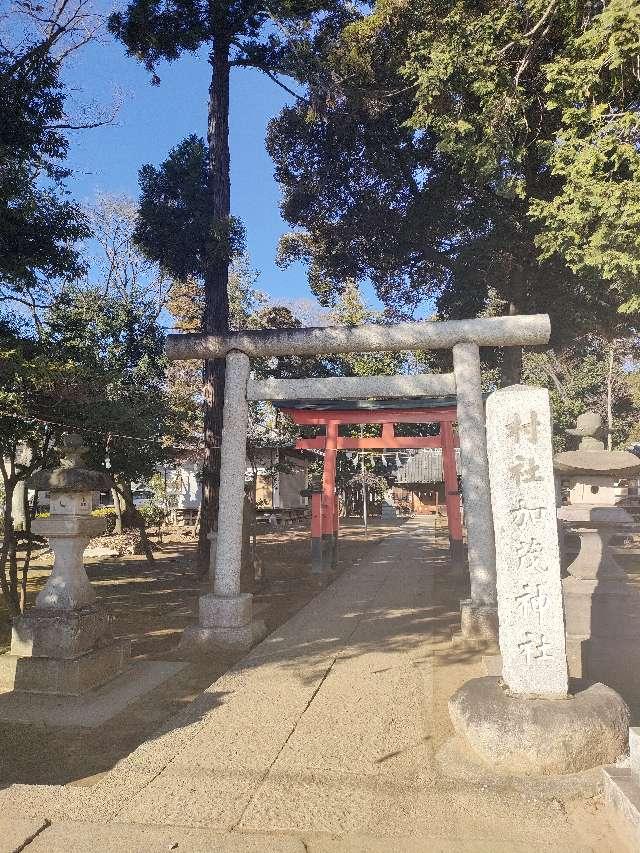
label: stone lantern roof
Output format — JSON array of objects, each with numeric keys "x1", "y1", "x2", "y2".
[
  {"x1": 554, "y1": 412, "x2": 640, "y2": 477},
  {"x1": 28, "y1": 433, "x2": 113, "y2": 493}
]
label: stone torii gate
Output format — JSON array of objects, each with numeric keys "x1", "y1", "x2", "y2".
[{"x1": 167, "y1": 314, "x2": 551, "y2": 651}]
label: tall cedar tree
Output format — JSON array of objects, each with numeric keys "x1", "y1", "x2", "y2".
[{"x1": 109, "y1": 0, "x2": 350, "y2": 558}]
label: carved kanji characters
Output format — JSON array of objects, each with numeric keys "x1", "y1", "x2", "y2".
[
  {"x1": 509, "y1": 455, "x2": 542, "y2": 485},
  {"x1": 509, "y1": 498, "x2": 545, "y2": 528},
  {"x1": 514, "y1": 582, "x2": 549, "y2": 625},
  {"x1": 506, "y1": 411, "x2": 540, "y2": 444},
  {"x1": 517, "y1": 631, "x2": 554, "y2": 665},
  {"x1": 515, "y1": 536, "x2": 544, "y2": 573}
]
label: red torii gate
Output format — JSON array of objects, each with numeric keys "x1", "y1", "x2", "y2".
[{"x1": 280, "y1": 401, "x2": 463, "y2": 572}]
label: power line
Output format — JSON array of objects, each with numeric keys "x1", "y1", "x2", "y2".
[{"x1": 0, "y1": 411, "x2": 205, "y2": 452}]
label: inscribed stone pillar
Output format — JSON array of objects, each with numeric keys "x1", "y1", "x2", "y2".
[
  {"x1": 486, "y1": 384, "x2": 568, "y2": 696},
  {"x1": 452, "y1": 343, "x2": 497, "y2": 639}
]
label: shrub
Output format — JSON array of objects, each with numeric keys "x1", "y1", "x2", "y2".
[
  {"x1": 137, "y1": 501, "x2": 166, "y2": 530},
  {"x1": 91, "y1": 507, "x2": 117, "y2": 533}
]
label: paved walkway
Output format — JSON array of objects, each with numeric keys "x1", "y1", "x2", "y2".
[{"x1": 1, "y1": 521, "x2": 629, "y2": 851}]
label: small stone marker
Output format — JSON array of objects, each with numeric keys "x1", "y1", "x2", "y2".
[{"x1": 486, "y1": 385, "x2": 568, "y2": 696}]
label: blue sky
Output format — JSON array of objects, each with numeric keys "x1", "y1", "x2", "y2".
[{"x1": 63, "y1": 28, "x2": 315, "y2": 306}]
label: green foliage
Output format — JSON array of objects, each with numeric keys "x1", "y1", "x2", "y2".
[
  {"x1": 0, "y1": 12, "x2": 89, "y2": 297},
  {"x1": 135, "y1": 136, "x2": 245, "y2": 282},
  {"x1": 522, "y1": 339, "x2": 639, "y2": 452},
  {"x1": 1, "y1": 287, "x2": 178, "y2": 487},
  {"x1": 137, "y1": 500, "x2": 166, "y2": 531},
  {"x1": 268, "y1": 0, "x2": 640, "y2": 337},
  {"x1": 108, "y1": 0, "x2": 349, "y2": 79},
  {"x1": 324, "y1": 280, "x2": 406, "y2": 377},
  {"x1": 403, "y1": 0, "x2": 640, "y2": 313},
  {"x1": 530, "y1": 1, "x2": 640, "y2": 307},
  {"x1": 91, "y1": 507, "x2": 117, "y2": 533}
]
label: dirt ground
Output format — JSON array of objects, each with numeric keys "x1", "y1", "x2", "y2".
[{"x1": 0, "y1": 518, "x2": 403, "y2": 788}]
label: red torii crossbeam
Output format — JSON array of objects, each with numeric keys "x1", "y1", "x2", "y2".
[{"x1": 282, "y1": 405, "x2": 463, "y2": 571}]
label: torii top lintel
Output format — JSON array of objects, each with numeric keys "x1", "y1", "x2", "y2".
[
  {"x1": 279, "y1": 400, "x2": 461, "y2": 450},
  {"x1": 166, "y1": 314, "x2": 550, "y2": 361}
]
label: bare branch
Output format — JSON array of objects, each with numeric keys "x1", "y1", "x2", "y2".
[
  {"x1": 500, "y1": 0, "x2": 558, "y2": 56},
  {"x1": 2, "y1": 0, "x2": 103, "y2": 77}
]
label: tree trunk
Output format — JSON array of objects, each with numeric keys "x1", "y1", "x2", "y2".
[
  {"x1": 10, "y1": 443, "x2": 32, "y2": 531},
  {"x1": 0, "y1": 479, "x2": 20, "y2": 616},
  {"x1": 11, "y1": 479, "x2": 27, "y2": 531},
  {"x1": 199, "y1": 36, "x2": 232, "y2": 567},
  {"x1": 500, "y1": 302, "x2": 523, "y2": 386},
  {"x1": 606, "y1": 341, "x2": 616, "y2": 451},
  {"x1": 111, "y1": 487, "x2": 123, "y2": 534},
  {"x1": 120, "y1": 481, "x2": 155, "y2": 564}
]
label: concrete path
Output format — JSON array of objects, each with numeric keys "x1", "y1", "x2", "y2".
[{"x1": 1, "y1": 521, "x2": 629, "y2": 851}]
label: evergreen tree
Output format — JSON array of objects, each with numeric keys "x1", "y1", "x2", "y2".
[
  {"x1": 268, "y1": 0, "x2": 640, "y2": 370},
  {"x1": 109, "y1": 0, "x2": 352, "y2": 558}
]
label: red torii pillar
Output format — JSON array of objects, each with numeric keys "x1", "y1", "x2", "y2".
[
  {"x1": 441, "y1": 421, "x2": 464, "y2": 563},
  {"x1": 322, "y1": 420, "x2": 338, "y2": 568}
]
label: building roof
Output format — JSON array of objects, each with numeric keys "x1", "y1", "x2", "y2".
[{"x1": 391, "y1": 448, "x2": 461, "y2": 484}]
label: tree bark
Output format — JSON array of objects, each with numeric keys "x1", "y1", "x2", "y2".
[
  {"x1": 199, "y1": 35, "x2": 232, "y2": 566},
  {"x1": 500, "y1": 302, "x2": 523, "y2": 386},
  {"x1": 11, "y1": 479, "x2": 27, "y2": 532},
  {"x1": 0, "y1": 480, "x2": 20, "y2": 616},
  {"x1": 606, "y1": 340, "x2": 616, "y2": 451},
  {"x1": 111, "y1": 487, "x2": 123, "y2": 534},
  {"x1": 120, "y1": 481, "x2": 155, "y2": 564},
  {"x1": 10, "y1": 443, "x2": 32, "y2": 531}
]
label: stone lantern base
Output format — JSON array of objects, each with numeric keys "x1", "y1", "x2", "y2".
[
  {"x1": 558, "y1": 504, "x2": 640, "y2": 707},
  {"x1": 0, "y1": 605, "x2": 130, "y2": 696}
]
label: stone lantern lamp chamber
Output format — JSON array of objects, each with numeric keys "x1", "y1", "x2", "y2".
[{"x1": 0, "y1": 434, "x2": 130, "y2": 695}]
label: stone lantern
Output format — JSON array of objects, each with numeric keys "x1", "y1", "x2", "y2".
[
  {"x1": 554, "y1": 412, "x2": 640, "y2": 705},
  {"x1": 0, "y1": 434, "x2": 130, "y2": 695}
]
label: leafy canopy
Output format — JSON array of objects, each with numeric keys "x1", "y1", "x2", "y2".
[
  {"x1": 269, "y1": 0, "x2": 640, "y2": 338},
  {"x1": 135, "y1": 135, "x2": 245, "y2": 282},
  {"x1": 0, "y1": 21, "x2": 88, "y2": 297},
  {"x1": 402, "y1": 0, "x2": 640, "y2": 310},
  {"x1": 108, "y1": 0, "x2": 351, "y2": 79}
]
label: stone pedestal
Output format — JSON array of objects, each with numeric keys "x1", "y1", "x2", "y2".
[
  {"x1": 0, "y1": 633, "x2": 130, "y2": 696},
  {"x1": 559, "y1": 504, "x2": 640, "y2": 706},
  {"x1": 182, "y1": 593, "x2": 267, "y2": 652},
  {"x1": 604, "y1": 727, "x2": 640, "y2": 848},
  {"x1": 0, "y1": 559, "x2": 131, "y2": 696},
  {"x1": 554, "y1": 413, "x2": 640, "y2": 707},
  {"x1": 449, "y1": 676, "x2": 629, "y2": 776}
]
